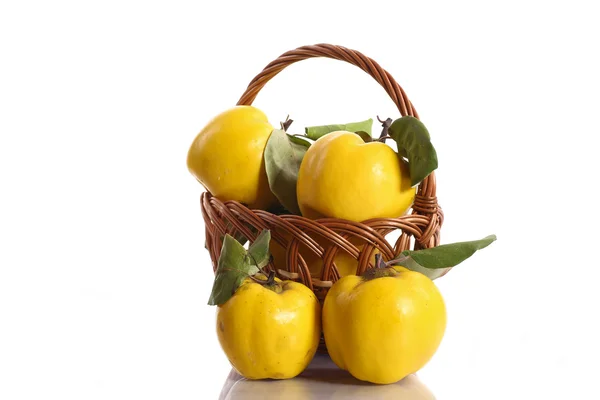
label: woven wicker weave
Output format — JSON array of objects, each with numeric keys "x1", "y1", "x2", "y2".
[{"x1": 200, "y1": 44, "x2": 443, "y2": 301}]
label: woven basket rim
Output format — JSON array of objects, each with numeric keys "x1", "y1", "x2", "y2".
[{"x1": 201, "y1": 191, "x2": 444, "y2": 289}]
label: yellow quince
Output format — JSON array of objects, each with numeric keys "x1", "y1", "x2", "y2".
[
  {"x1": 187, "y1": 106, "x2": 277, "y2": 209},
  {"x1": 297, "y1": 131, "x2": 416, "y2": 221},
  {"x1": 323, "y1": 265, "x2": 446, "y2": 384}
]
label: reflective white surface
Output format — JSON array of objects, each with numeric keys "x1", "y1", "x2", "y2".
[{"x1": 219, "y1": 353, "x2": 435, "y2": 400}]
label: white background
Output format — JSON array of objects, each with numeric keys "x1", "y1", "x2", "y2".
[{"x1": 1, "y1": 1, "x2": 598, "y2": 399}]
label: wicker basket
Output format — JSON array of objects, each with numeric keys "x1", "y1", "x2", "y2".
[{"x1": 200, "y1": 43, "x2": 443, "y2": 302}]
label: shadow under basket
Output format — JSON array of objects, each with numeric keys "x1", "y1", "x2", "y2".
[{"x1": 199, "y1": 44, "x2": 444, "y2": 352}]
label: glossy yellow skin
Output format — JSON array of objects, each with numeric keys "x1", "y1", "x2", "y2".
[
  {"x1": 323, "y1": 267, "x2": 446, "y2": 384},
  {"x1": 187, "y1": 106, "x2": 277, "y2": 209},
  {"x1": 216, "y1": 277, "x2": 321, "y2": 380},
  {"x1": 297, "y1": 131, "x2": 416, "y2": 221}
]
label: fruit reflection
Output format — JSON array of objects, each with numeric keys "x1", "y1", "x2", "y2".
[{"x1": 219, "y1": 354, "x2": 435, "y2": 400}]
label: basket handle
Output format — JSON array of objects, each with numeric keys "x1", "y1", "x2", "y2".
[
  {"x1": 237, "y1": 43, "x2": 419, "y2": 119},
  {"x1": 237, "y1": 43, "x2": 438, "y2": 202}
]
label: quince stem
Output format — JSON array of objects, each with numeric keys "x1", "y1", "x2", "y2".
[
  {"x1": 377, "y1": 116, "x2": 393, "y2": 142},
  {"x1": 363, "y1": 254, "x2": 400, "y2": 280},
  {"x1": 248, "y1": 270, "x2": 283, "y2": 294},
  {"x1": 280, "y1": 115, "x2": 294, "y2": 132},
  {"x1": 375, "y1": 254, "x2": 387, "y2": 269}
]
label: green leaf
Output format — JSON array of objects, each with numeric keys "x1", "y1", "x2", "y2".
[
  {"x1": 403, "y1": 235, "x2": 497, "y2": 268},
  {"x1": 288, "y1": 134, "x2": 312, "y2": 148},
  {"x1": 399, "y1": 259, "x2": 452, "y2": 280},
  {"x1": 354, "y1": 131, "x2": 373, "y2": 143},
  {"x1": 388, "y1": 116, "x2": 438, "y2": 186},
  {"x1": 396, "y1": 235, "x2": 497, "y2": 280},
  {"x1": 305, "y1": 118, "x2": 373, "y2": 140},
  {"x1": 246, "y1": 230, "x2": 271, "y2": 269},
  {"x1": 264, "y1": 129, "x2": 308, "y2": 215},
  {"x1": 207, "y1": 233, "x2": 268, "y2": 306}
]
